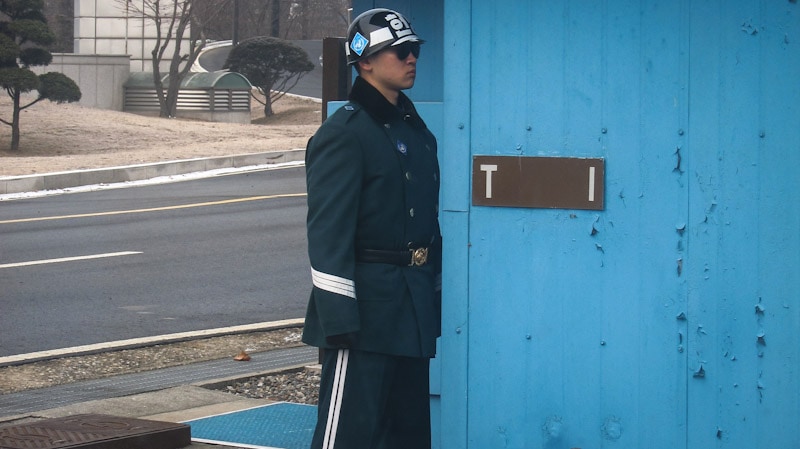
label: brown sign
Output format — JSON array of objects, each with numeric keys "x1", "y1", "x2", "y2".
[{"x1": 472, "y1": 156, "x2": 605, "y2": 210}]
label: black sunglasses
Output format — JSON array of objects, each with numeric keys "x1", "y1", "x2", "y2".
[{"x1": 393, "y1": 41, "x2": 421, "y2": 60}]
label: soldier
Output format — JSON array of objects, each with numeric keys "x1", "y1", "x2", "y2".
[{"x1": 302, "y1": 8, "x2": 441, "y2": 449}]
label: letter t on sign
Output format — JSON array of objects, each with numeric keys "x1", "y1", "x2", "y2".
[{"x1": 480, "y1": 164, "x2": 498, "y2": 198}]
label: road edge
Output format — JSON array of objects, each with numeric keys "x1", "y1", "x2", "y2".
[
  {"x1": 0, "y1": 318, "x2": 305, "y2": 367},
  {"x1": 0, "y1": 149, "x2": 306, "y2": 196}
]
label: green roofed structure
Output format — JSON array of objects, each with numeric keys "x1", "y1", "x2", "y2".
[{"x1": 123, "y1": 71, "x2": 252, "y2": 123}]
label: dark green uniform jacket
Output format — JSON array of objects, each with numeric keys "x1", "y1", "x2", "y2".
[{"x1": 302, "y1": 77, "x2": 442, "y2": 358}]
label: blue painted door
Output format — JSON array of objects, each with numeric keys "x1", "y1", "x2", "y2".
[
  {"x1": 439, "y1": 1, "x2": 800, "y2": 448},
  {"x1": 685, "y1": 1, "x2": 800, "y2": 447}
]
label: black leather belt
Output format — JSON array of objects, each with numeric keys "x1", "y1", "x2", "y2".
[{"x1": 356, "y1": 247, "x2": 429, "y2": 266}]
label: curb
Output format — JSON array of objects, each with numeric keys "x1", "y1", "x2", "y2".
[
  {"x1": 0, "y1": 149, "x2": 305, "y2": 195},
  {"x1": 0, "y1": 319, "x2": 306, "y2": 368}
]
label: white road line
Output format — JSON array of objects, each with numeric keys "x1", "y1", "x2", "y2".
[{"x1": 0, "y1": 251, "x2": 142, "y2": 269}]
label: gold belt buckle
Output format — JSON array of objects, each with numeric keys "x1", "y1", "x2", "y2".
[{"x1": 409, "y1": 247, "x2": 429, "y2": 266}]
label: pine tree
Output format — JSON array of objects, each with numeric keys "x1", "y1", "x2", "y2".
[
  {"x1": 224, "y1": 37, "x2": 314, "y2": 117},
  {"x1": 0, "y1": 0, "x2": 80, "y2": 151}
]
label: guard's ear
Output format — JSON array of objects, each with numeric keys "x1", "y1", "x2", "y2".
[{"x1": 356, "y1": 56, "x2": 374, "y2": 74}]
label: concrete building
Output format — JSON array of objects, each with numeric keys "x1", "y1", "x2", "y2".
[{"x1": 73, "y1": 0, "x2": 191, "y2": 73}]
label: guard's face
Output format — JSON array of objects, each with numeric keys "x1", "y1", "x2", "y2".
[{"x1": 360, "y1": 42, "x2": 419, "y2": 95}]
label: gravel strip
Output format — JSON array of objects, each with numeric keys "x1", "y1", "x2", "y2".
[
  {"x1": 0, "y1": 327, "x2": 322, "y2": 406},
  {"x1": 220, "y1": 368, "x2": 321, "y2": 405},
  {"x1": 0, "y1": 328, "x2": 312, "y2": 394}
]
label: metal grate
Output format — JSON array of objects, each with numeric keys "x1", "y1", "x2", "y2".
[
  {"x1": 0, "y1": 414, "x2": 190, "y2": 449},
  {"x1": 124, "y1": 88, "x2": 251, "y2": 112}
]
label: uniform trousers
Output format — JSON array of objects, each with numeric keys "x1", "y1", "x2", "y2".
[{"x1": 311, "y1": 348, "x2": 432, "y2": 449}]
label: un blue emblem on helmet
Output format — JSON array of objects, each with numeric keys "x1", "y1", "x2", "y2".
[{"x1": 350, "y1": 32, "x2": 368, "y2": 56}]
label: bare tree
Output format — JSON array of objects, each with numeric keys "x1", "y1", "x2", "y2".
[
  {"x1": 116, "y1": 0, "x2": 228, "y2": 118},
  {"x1": 270, "y1": 0, "x2": 280, "y2": 37}
]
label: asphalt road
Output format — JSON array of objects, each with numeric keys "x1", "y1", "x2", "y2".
[{"x1": 0, "y1": 166, "x2": 310, "y2": 357}]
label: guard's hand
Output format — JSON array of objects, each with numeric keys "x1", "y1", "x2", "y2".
[{"x1": 326, "y1": 333, "x2": 357, "y2": 348}]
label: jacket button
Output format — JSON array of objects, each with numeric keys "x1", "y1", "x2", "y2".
[
  {"x1": 384, "y1": 123, "x2": 391, "y2": 129},
  {"x1": 409, "y1": 208, "x2": 415, "y2": 217},
  {"x1": 405, "y1": 171, "x2": 412, "y2": 181}
]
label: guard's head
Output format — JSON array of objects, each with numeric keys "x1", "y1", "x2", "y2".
[{"x1": 345, "y1": 8, "x2": 424, "y2": 68}]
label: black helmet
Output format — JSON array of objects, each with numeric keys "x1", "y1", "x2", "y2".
[{"x1": 346, "y1": 8, "x2": 423, "y2": 65}]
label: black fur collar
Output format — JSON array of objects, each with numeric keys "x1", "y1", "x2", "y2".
[{"x1": 349, "y1": 76, "x2": 423, "y2": 126}]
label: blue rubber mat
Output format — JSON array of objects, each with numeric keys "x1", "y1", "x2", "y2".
[{"x1": 186, "y1": 402, "x2": 317, "y2": 449}]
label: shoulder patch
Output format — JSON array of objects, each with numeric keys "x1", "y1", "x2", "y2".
[{"x1": 337, "y1": 103, "x2": 364, "y2": 125}]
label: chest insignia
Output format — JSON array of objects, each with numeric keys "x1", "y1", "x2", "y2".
[{"x1": 396, "y1": 140, "x2": 408, "y2": 155}]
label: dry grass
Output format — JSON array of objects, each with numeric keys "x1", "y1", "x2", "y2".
[{"x1": 0, "y1": 93, "x2": 322, "y2": 177}]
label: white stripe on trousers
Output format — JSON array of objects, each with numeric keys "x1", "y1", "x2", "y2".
[{"x1": 322, "y1": 349, "x2": 349, "y2": 449}]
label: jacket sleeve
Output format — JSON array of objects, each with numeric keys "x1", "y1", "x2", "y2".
[{"x1": 305, "y1": 120, "x2": 362, "y2": 338}]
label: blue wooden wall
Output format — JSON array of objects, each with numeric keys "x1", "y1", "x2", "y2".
[
  {"x1": 349, "y1": 0, "x2": 797, "y2": 448},
  {"x1": 436, "y1": 1, "x2": 800, "y2": 448}
]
